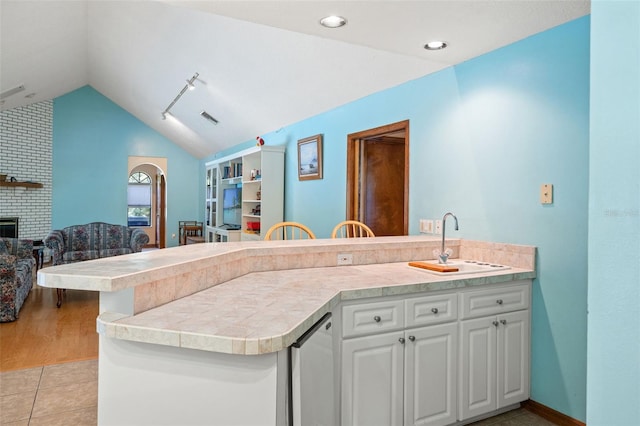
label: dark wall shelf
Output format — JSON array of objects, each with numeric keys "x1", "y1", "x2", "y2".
[{"x1": 0, "y1": 181, "x2": 43, "y2": 189}]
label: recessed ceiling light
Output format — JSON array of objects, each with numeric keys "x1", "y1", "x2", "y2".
[
  {"x1": 320, "y1": 15, "x2": 347, "y2": 28},
  {"x1": 424, "y1": 41, "x2": 448, "y2": 51}
]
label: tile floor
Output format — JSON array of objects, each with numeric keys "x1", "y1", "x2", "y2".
[
  {"x1": 1, "y1": 358, "x2": 555, "y2": 426},
  {"x1": 0, "y1": 359, "x2": 97, "y2": 426}
]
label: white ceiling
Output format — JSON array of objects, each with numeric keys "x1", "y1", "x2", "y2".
[{"x1": 0, "y1": 0, "x2": 590, "y2": 158}]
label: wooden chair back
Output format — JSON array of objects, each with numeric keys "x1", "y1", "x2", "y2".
[
  {"x1": 331, "y1": 220, "x2": 375, "y2": 238},
  {"x1": 264, "y1": 222, "x2": 316, "y2": 240}
]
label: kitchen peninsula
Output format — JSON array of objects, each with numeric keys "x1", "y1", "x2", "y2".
[{"x1": 38, "y1": 236, "x2": 536, "y2": 426}]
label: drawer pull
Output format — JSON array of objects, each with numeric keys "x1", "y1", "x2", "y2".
[
  {"x1": 399, "y1": 337, "x2": 405, "y2": 344},
  {"x1": 493, "y1": 320, "x2": 499, "y2": 327},
  {"x1": 431, "y1": 308, "x2": 439, "y2": 314},
  {"x1": 500, "y1": 319, "x2": 507, "y2": 325},
  {"x1": 408, "y1": 335, "x2": 415, "y2": 342},
  {"x1": 373, "y1": 315, "x2": 381, "y2": 323},
  {"x1": 496, "y1": 299, "x2": 504, "y2": 305}
]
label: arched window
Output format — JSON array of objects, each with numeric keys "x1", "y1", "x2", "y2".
[{"x1": 127, "y1": 171, "x2": 152, "y2": 227}]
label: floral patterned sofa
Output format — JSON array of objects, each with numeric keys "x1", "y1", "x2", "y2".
[
  {"x1": 0, "y1": 237, "x2": 35, "y2": 322},
  {"x1": 45, "y1": 222, "x2": 149, "y2": 307}
]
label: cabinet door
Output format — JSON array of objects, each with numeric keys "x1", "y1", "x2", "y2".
[
  {"x1": 497, "y1": 310, "x2": 530, "y2": 408},
  {"x1": 342, "y1": 331, "x2": 404, "y2": 426},
  {"x1": 459, "y1": 316, "x2": 497, "y2": 420},
  {"x1": 405, "y1": 323, "x2": 457, "y2": 426}
]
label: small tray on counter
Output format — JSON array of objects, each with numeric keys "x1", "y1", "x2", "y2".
[{"x1": 408, "y1": 261, "x2": 459, "y2": 273}]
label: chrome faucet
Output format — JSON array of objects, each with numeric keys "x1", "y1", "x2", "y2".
[{"x1": 439, "y1": 212, "x2": 459, "y2": 264}]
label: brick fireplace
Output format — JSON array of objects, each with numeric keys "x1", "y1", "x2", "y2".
[
  {"x1": 0, "y1": 217, "x2": 19, "y2": 238},
  {"x1": 0, "y1": 100, "x2": 53, "y2": 240}
]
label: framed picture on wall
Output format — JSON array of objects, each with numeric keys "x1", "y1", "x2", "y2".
[{"x1": 297, "y1": 134, "x2": 323, "y2": 181}]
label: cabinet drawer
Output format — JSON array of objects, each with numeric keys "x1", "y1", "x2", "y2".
[
  {"x1": 406, "y1": 293, "x2": 457, "y2": 327},
  {"x1": 460, "y1": 283, "x2": 529, "y2": 319},
  {"x1": 342, "y1": 300, "x2": 404, "y2": 338}
]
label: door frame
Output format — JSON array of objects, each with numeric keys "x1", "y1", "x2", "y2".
[
  {"x1": 157, "y1": 174, "x2": 166, "y2": 249},
  {"x1": 346, "y1": 120, "x2": 410, "y2": 235}
]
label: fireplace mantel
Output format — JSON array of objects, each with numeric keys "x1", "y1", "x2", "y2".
[{"x1": 0, "y1": 181, "x2": 43, "y2": 189}]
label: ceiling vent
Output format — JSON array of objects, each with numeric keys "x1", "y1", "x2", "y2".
[{"x1": 200, "y1": 110, "x2": 219, "y2": 125}]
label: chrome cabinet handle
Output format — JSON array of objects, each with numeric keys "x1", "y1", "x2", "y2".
[
  {"x1": 373, "y1": 315, "x2": 381, "y2": 323},
  {"x1": 431, "y1": 308, "x2": 439, "y2": 314},
  {"x1": 500, "y1": 319, "x2": 507, "y2": 325},
  {"x1": 408, "y1": 335, "x2": 415, "y2": 342},
  {"x1": 496, "y1": 299, "x2": 504, "y2": 305},
  {"x1": 399, "y1": 337, "x2": 405, "y2": 344},
  {"x1": 493, "y1": 320, "x2": 499, "y2": 327}
]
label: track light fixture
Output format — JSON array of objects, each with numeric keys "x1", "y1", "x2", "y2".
[
  {"x1": 0, "y1": 84, "x2": 25, "y2": 100},
  {"x1": 162, "y1": 72, "x2": 199, "y2": 119}
]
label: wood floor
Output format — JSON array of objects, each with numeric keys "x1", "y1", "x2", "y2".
[{"x1": 0, "y1": 277, "x2": 99, "y2": 372}]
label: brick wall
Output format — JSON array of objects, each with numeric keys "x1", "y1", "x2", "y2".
[{"x1": 0, "y1": 100, "x2": 53, "y2": 240}]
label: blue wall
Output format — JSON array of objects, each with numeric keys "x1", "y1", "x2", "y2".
[
  {"x1": 204, "y1": 17, "x2": 590, "y2": 420},
  {"x1": 53, "y1": 86, "x2": 200, "y2": 247},
  {"x1": 588, "y1": 1, "x2": 640, "y2": 425}
]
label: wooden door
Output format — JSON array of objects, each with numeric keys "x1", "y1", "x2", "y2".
[
  {"x1": 347, "y1": 120, "x2": 409, "y2": 236},
  {"x1": 361, "y1": 138, "x2": 406, "y2": 236}
]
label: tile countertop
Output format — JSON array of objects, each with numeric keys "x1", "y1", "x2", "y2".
[{"x1": 39, "y1": 236, "x2": 536, "y2": 356}]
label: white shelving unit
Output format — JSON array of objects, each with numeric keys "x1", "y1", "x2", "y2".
[
  {"x1": 205, "y1": 165, "x2": 218, "y2": 229},
  {"x1": 204, "y1": 145, "x2": 285, "y2": 242}
]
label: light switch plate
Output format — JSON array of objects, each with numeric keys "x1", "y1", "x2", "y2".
[
  {"x1": 541, "y1": 184, "x2": 553, "y2": 204},
  {"x1": 425, "y1": 220, "x2": 434, "y2": 233},
  {"x1": 435, "y1": 219, "x2": 442, "y2": 235},
  {"x1": 419, "y1": 219, "x2": 434, "y2": 233}
]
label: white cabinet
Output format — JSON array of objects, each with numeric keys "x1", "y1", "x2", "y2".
[
  {"x1": 204, "y1": 145, "x2": 284, "y2": 242},
  {"x1": 340, "y1": 282, "x2": 531, "y2": 426},
  {"x1": 342, "y1": 331, "x2": 405, "y2": 426},
  {"x1": 406, "y1": 293, "x2": 457, "y2": 327},
  {"x1": 342, "y1": 299, "x2": 404, "y2": 338},
  {"x1": 205, "y1": 164, "x2": 217, "y2": 228},
  {"x1": 497, "y1": 310, "x2": 529, "y2": 409},
  {"x1": 405, "y1": 323, "x2": 458, "y2": 426},
  {"x1": 341, "y1": 295, "x2": 458, "y2": 426},
  {"x1": 240, "y1": 146, "x2": 285, "y2": 241},
  {"x1": 458, "y1": 283, "x2": 530, "y2": 421}
]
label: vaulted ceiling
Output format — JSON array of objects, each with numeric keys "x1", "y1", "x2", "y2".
[{"x1": 0, "y1": 1, "x2": 590, "y2": 158}]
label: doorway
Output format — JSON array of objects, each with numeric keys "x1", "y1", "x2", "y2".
[
  {"x1": 346, "y1": 120, "x2": 409, "y2": 236},
  {"x1": 128, "y1": 157, "x2": 167, "y2": 249}
]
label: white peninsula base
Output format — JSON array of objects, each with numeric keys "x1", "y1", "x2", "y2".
[{"x1": 98, "y1": 338, "x2": 288, "y2": 426}]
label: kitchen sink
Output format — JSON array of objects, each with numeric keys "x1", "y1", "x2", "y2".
[{"x1": 409, "y1": 259, "x2": 511, "y2": 275}]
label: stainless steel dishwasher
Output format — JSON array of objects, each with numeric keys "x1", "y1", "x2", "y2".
[{"x1": 290, "y1": 312, "x2": 335, "y2": 426}]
